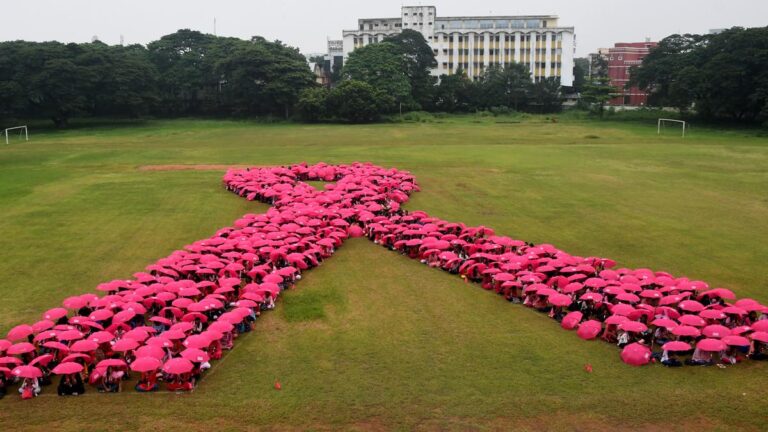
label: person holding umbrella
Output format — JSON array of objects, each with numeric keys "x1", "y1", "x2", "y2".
[
  {"x1": 56, "y1": 373, "x2": 85, "y2": 396},
  {"x1": 97, "y1": 366, "x2": 123, "y2": 393},
  {"x1": 19, "y1": 377, "x2": 40, "y2": 399}
]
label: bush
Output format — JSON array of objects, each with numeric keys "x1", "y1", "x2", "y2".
[
  {"x1": 326, "y1": 80, "x2": 392, "y2": 123},
  {"x1": 295, "y1": 87, "x2": 329, "y2": 122},
  {"x1": 489, "y1": 106, "x2": 515, "y2": 116}
]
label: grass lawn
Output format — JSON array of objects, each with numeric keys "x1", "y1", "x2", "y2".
[{"x1": 0, "y1": 116, "x2": 767, "y2": 431}]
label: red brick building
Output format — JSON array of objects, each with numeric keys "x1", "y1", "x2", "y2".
[{"x1": 604, "y1": 41, "x2": 657, "y2": 106}]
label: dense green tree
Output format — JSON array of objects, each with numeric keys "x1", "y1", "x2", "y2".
[
  {"x1": 326, "y1": 80, "x2": 392, "y2": 122},
  {"x1": 432, "y1": 70, "x2": 473, "y2": 112},
  {"x1": 385, "y1": 29, "x2": 437, "y2": 109},
  {"x1": 216, "y1": 37, "x2": 314, "y2": 117},
  {"x1": 476, "y1": 63, "x2": 532, "y2": 110},
  {"x1": 342, "y1": 42, "x2": 410, "y2": 111},
  {"x1": 581, "y1": 77, "x2": 615, "y2": 118},
  {"x1": 529, "y1": 77, "x2": 563, "y2": 113},
  {"x1": 295, "y1": 87, "x2": 329, "y2": 122},
  {"x1": 147, "y1": 30, "x2": 220, "y2": 115}
]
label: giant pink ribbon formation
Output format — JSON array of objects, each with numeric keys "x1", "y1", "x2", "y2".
[{"x1": 2, "y1": 163, "x2": 768, "y2": 397}]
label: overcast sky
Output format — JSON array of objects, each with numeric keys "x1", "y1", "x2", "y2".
[{"x1": 1, "y1": 1, "x2": 765, "y2": 56}]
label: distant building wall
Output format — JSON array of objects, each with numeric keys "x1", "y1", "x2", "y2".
[
  {"x1": 337, "y1": 5, "x2": 576, "y2": 86},
  {"x1": 604, "y1": 41, "x2": 657, "y2": 106}
]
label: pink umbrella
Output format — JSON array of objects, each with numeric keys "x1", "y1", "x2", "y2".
[
  {"x1": 52, "y1": 362, "x2": 84, "y2": 375},
  {"x1": 751, "y1": 331, "x2": 768, "y2": 343},
  {"x1": 672, "y1": 325, "x2": 701, "y2": 337},
  {"x1": 620, "y1": 343, "x2": 651, "y2": 366},
  {"x1": 163, "y1": 329, "x2": 187, "y2": 340},
  {"x1": 662, "y1": 341, "x2": 691, "y2": 352},
  {"x1": 615, "y1": 293, "x2": 640, "y2": 303},
  {"x1": 697, "y1": 338, "x2": 727, "y2": 352},
  {"x1": 70, "y1": 340, "x2": 99, "y2": 352},
  {"x1": 163, "y1": 357, "x2": 194, "y2": 374},
  {"x1": 548, "y1": 294, "x2": 572, "y2": 307},
  {"x1": 0, "y1": 356, "x2": 23, "y2": 366},
  {"x1": 123, "y1": 329, "x2": 150, "y2": 342},
  {"x1": 88, "y1": 331, "x2": 115, "y2": 344},
  {"x1": 698, "y1": 288, "x2": 736, "y2": 300},
  {"x1": 751, "y1": 321, "x2": 768, "y2": 332},
  {"x1": 678, "y1": 300, "x2": 705, "y2": 313},
  {"x1": 135, "y1": 345, "x2": 166, "y2": 360},
  {"x1": 722, "y1": 335, "x2": 750, "y2": 347},
  {"x1": 6, "y1": 324, "x2": 34, "y2": 342},
  {"x1": 62, "y1": 296, "x2": 89, "y2": 310},
  {"x1": 721, "y1": 306, "x2": 747, "y2": 316},
  {"x1": 702, "y1": 325, "x2": 731, "y2": 339},
  {"x1": 619, "y1": 321, "x2": 648, "y2": 333},
  {"x1": 145, "y1": 336, "x2": 173, "y2": 348},
  {"x1": 149, "y1": 316, "x2": 173, "y2": 326},
  {"x1": 57, "y1": 329, "x2": 84, "y2": 341},
  {"x1": 89, "y1": 309, "x2": 114, "y2": 321},
  {"x1": 97, "y1": 359, "x2": 127, "y2": 369},
  {"x1": 182, "y1": 335, "x2": 212, "y2": 349},
  {"x1": 12, "y1": 365, "x2": 42, "y2": 379},
  {"x1": 678, "y1": 315, "x2": 706, "y2": 327},
  {"x1": 29, "y1": 354, "x2": 55, "y2": 367},
  {"x1": 180, "y1": 348, "x2": 210, "y2": 363},
  {"x1": 7, "y1": 342, "x2": 35, "y2": 355},
  {"x1": 112, "y1": 339, "x2": 140, "y2": 352},
  {"x1": 699, "y1": 309, "x2": 726, "y2": 320},
  {"x1": 604, "y1": 315, "x2": 628, "y2": 325},
  {"x1": 208, "y1": 321, "x2": 234, "y2": 333},
  {"x1": 31, "y1": 320, "x2": 55, "y2": 333},
  {"x1": 61, "y1": 353, "x2": 92, "y2": 364},
  {"x1": 43, "y1": 307, "x2": 69, "y2": 321},
  {"x1": 610, "y1": 304, "x2": 635, "y2": 316},
  {"x1": 131, "y1": 356, "x2": 162, "y2": 372},
  {"x1": 42, "y1": 341, "x2": 70, "y2": 352},
  {"x1": 561, "y1": 312, "x2": 583, "y2": 330},
  {"x1": 576, "y1": 320, "x2": 602, "y2": 340},
  {"x1": 650, "y1": 318, "x2": 678, "y2": 329},
  {"x1": 579, "y1": 292, "x2": 603, "y2": 302}
]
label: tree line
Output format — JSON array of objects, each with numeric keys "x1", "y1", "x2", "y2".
[
  {"x1": 298, "y1": 30, "x2": 564, "y2": 122},
  {"x1": 2, "y1": 26, "x2": 766, "y2": 126},
  {"x1": 0, "y1": 30, "x2": 314, "y2": 127},
  {"x1": 631, "y1": 27, "x2": 768, "y2": 122}
]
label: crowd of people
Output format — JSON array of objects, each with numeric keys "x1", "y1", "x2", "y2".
[{"x1": 2, "y1": 162, "x2": 766, "y2": 400}]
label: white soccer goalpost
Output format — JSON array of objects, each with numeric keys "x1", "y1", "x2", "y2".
[
  {"x1": 657, "y1": 118, "x2": 687, "y2": 137},
  {"x1": 4, "y1": 125, "x2": 29, "y2": 144}
]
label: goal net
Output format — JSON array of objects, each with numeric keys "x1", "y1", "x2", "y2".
[
  {"x1": 657, "y1": 119, "x2": 687, "y2": 137},
  {"x1": 4, "y1": 125, "x2": 29, "y2": 144}
]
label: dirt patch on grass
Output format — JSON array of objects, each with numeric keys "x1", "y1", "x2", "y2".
[{"x1": 138, "y1": 164, "x2": 252, "y2": 171}]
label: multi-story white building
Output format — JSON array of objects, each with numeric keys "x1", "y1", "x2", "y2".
[{"x1": 340, "y1": 6, "x2": 576, "y2": 86}]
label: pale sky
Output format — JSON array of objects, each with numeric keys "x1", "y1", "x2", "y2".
[{"x1": 1, "y1": 0, "x2": 765, "y2": 57}]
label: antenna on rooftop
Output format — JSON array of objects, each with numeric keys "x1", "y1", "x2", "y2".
[{"x1": 214, "y1": 17, "x2": 217, "y2": 36}]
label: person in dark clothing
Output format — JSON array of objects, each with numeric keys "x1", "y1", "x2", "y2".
[{"x1": 57, "y1": 373, "x2": 85, "y2": 396}]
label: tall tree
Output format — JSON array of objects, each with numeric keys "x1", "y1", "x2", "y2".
[
  {"x1": 581, "y1": 77, "x2": 615, "y2": 118},
  {"x1": 147, "y1": 29, "x2": 219, "y2": 115},
  {"x1": 385, "y1": 29, "x2": 438, "y2": 110},
  {"x1": 474, "y1": 63, "x2": 532, "y2": 110},
  {"x1": 433, "y1": 70, "x2": 473, "y2": 112},
  {"x1": 216, "y1": 37, "x2": 314, "y2": 118},
  {"x1": 326, "y1": 80, "x2": 392, "y2": 123},
  {"x1": 529, "y1": 77, "x2": 563, "y2": 113},
  {"x1": 342, "y1": 42, "x2": 411, "y2": 112}
]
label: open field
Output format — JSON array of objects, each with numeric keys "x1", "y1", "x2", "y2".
[{"x1": 1, "y1": 116, "x2": 767, "y2": 431}]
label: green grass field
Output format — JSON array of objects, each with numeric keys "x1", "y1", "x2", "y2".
[{"x1": 1, "y1": 116, "x2": 767, "y2": 431}]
